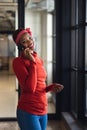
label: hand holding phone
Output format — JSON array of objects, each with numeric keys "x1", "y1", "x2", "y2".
[{"x1": 23, "y1": 48, "x2": 35, "y2": 62}]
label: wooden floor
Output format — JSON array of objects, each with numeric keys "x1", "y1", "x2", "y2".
[{"x1": 0, "y1": 120, "x2": 67, "y2": 130}]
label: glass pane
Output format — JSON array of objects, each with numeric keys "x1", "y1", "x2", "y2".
[
  {"x1": 47, "y1": 14, "x2": 52, "y2": 36},
  {"x1": 85, "y1": 0, "x2": 87, "y2": 117},
  {"x1": 71, "y1": 71, "x2": 78, "y2": 117},
  {"x1": 47, "y1": 13, "x2": 56, "y2": 114},
  {"x1": 70, "y1": 0, "x2": 78, "y2": 117},
  {"x1": 85, "y1": 74, "x2": 87, "y2": 117},
  {"x1": 85, "y1": 27, "x2": 87, "y2": 70},
  {"x1": 0, "y1": 34, "x2": 18, "y2": 118},
  {"x1": 85, "y1": 23, "x2": 87, "y2": 117},
  {"x1": 71, "y1": 30, "x2": 76, "y2": 67}
]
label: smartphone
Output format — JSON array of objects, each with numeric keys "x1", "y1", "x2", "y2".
[{"x1": 18, "y1": 44, "x2": 25, "y2": 51}]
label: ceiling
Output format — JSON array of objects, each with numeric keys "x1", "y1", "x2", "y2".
[
  {"x1": 27, "y1": 0, "x2": 54, "y2": 12},
  {"x1": 0, "y1": 0, "x2": 54, "y2": 11},
  {"x1": 0, "y1": 0, "x2": 54, "y2": 31}
]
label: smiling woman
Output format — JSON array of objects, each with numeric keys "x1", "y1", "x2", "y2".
[{"x1": 12, "y1": 27, "x2": 64, "y2": 130}]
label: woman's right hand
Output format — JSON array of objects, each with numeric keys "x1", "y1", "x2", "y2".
[
  {"x1": 52, "y1": 83, "x2": 64, "y2": 93},
  {"x1": 23, "y1": 48, "x2": 35, "y2": 62}
]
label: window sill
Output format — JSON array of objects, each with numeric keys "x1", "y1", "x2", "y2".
[{"x1": 61, "y1": 112, "x2": 87, "y2": 130}]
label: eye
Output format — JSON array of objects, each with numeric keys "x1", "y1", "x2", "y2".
[
  {"x1": 21, "y1": 40, "x2": 26, "y2": 44},
  {"x1": 28, "y1": 36, "x2": 33, "y2": 40}
]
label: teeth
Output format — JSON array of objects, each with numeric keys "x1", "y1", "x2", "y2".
[{"x1": 29, "y1": 44, "x2": 33, "y2": 48}]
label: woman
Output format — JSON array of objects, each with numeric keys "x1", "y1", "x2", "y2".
[{"x1": 12, "y1": 28, "x2": 64, "y2": 130}]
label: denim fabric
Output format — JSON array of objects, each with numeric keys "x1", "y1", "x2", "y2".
[{"x1": 17, "y1": 109, "x2": 48, "y2": 130}]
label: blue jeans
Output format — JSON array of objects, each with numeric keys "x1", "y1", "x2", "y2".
[{"x1": 17, "y1": 109, "x2": 48, "y2": 130}]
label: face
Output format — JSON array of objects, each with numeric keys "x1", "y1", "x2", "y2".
[{"x1": 19, "y1": 32, "x2": 34, "y2": 51}]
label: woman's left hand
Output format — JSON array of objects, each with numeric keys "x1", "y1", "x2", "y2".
[{"x1": 52, "y1": 83, "x2": 64, "y2": 93}]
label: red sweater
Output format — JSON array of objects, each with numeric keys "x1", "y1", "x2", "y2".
[{"x1": 13, "y1": 52, "x2": 54, "y2": 115}]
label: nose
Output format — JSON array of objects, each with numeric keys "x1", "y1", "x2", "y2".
[{"x1": 25, "y1": 38, "x2": 33, "y2": 47}]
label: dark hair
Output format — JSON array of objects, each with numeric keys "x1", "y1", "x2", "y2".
[{"x1": 12, "y1": 28, "x2": 24, "y2": 44}]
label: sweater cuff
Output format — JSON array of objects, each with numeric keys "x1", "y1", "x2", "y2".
[{"x1": 46, "y1": 84, "x2": 54, "y2": 92}]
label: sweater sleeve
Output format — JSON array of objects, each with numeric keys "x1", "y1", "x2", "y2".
[{"x1": 13, "y1": 58, "x2": 37, "y2": 93}]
